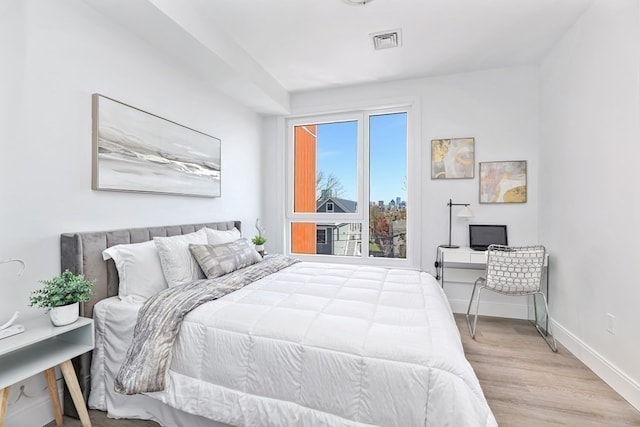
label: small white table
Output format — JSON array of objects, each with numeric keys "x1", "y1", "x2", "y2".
[{"x1": 0, "y1": 316, "x2": 94, "y2": 427}]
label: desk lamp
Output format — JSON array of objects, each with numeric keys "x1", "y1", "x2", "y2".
[
  {"x1": 0, "y1": 258, "x2": 26, "y2": 339},
  {"x1": 441, "y1": 199, "x2": 473, "y2": 248}
]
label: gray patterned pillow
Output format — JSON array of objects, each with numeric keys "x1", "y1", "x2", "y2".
[
  {"x1": 153, "y1": 228, "x2": 208, "y2": 287},
  {"x1": 189, "y1": 238, "x2": 262, "y2": 279}
]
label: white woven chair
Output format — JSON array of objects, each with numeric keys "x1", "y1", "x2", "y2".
[{"x1": 466, "y1": 244, "x2": 557, "y2": 352}]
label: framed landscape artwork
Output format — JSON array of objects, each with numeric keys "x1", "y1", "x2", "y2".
[
  {"x1": 431, "y1": 137, "x2": 475, "y2": 179},
  {"x1": 479, "y1": 160, "x2": 527, "y2": 203},
  {"x1": 92, "y1": 94, "x2": 221, "y2": 197}
]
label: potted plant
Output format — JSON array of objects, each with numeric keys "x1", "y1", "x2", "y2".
[
  {"x1": 29, "y1": 270, "x2": 94, "y2": 326},
  {"x1": 251, "y1": 235, "x2": 267, "y2": 256}
]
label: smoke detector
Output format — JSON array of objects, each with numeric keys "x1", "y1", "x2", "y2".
[
  {"x1": 343, "y1": 0, "x2": 370, "y2": 5},
  {"x1": 370, "y1": 29, "x2": 402, "y2": 50}
]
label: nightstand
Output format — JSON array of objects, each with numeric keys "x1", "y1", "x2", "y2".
[{"x1": 0, "y1": 316, "x2": 94, "y2": 427}]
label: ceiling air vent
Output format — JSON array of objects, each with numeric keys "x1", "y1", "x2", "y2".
[{"x1": 370, "y1": 29, "x2": 402, "y2": 50}]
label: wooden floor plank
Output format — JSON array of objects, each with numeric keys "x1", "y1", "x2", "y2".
[{"x1": 455, "y1": 314, "x2": 640, "y2": 426}]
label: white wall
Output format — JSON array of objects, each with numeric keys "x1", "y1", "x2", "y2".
[
  {"x1": 539, "y1": 0, "x2": 640, "y2": 409},
  {"x1": 263, "y1": 65, "x2": 541, "y2": 317},
  {"x1": 0, "y1": 1, "x2": 263, "y2": 424}
]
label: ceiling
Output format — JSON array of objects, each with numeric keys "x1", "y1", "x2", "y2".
[
  {"x1": 190, "y1": 0, "x2": 593, "y2": 92},
  {"x1": 85, "y1": 0, "x2": 594, "y2": 113}
]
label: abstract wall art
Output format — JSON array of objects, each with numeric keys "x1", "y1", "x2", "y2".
[
  {"x1": 431, "y1": 137, "x2": 475, "y2": 179},
  {"x1": 92, "y1": 94, "x2": 221, "y2": 197},
  {"x1": 479, "y1": 160, "x2": 527, "y2": 203}
]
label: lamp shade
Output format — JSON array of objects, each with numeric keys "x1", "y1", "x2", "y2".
[{"x1": 457, "y1": 205, "x2": 473, "y2": 220}]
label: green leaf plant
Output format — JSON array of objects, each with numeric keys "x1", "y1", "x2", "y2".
[
  {"x1": 251, "y1": 235, "x2": 267, "y2": 245},
  {"x1": 29, "y1": 270, "x2": 94, "y2": 311}
]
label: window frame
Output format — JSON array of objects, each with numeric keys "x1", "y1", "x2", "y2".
[
  {"x1": 284, "y1": 103, "x2": 418, "y2": 268},
  {"x1": 287, "y1": 112, "x2": 364, "y2": 223}
]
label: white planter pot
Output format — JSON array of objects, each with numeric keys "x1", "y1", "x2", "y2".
[
  {"x1": 49, "y1": 302, "x2": 79, "y2": 326},
  {"x1": 255, "y1": 244, "x2": 265, "y2": 256}
]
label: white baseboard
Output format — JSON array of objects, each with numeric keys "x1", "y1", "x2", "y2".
[
  {"x1": 552, "y1": 319, "x2": 640, "y2": 411},
  {"x1": 5, "y1": 381, "x2": 62, "y2": 427}
]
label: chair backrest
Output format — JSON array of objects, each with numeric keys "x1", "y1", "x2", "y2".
[{"x1": 484, "y1": 244, "x2": 546, "y2": 294}]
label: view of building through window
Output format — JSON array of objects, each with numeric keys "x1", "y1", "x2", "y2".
[
  {"x1": 369, "y1": 113, "x2": 407, "y2": 258},
  {"x1": 290, "y1": 111, "x2": 407, "y2": 259}
]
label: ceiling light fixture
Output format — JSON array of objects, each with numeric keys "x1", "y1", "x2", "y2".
[{"x1": 370, "y1": 29, "x2": 402, "y2": 50}]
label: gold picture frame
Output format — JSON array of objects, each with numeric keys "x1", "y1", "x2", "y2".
[
  {"x1": 479, "y1": 160, "x2": 527, "y2": 203},
  {"x1": 431, "y1": 137, "x2": 475, "y2": 179}
]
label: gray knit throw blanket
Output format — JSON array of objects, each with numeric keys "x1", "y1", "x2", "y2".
[{"x1": 115, "y1": 255, "x2": 299, "y2": 395}]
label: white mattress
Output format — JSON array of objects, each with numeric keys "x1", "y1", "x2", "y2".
[{"x1": 90, "y1": 262, "x2": 496, "y2": 427}]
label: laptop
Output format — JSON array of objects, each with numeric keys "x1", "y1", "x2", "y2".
[{"x1": 469, "y1": 224, "x2": 508, "y2": 251}]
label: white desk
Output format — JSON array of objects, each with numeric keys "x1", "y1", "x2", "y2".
[
  {"x1": 0, "y1": 316, "x2": 94, "y2": 427},
  {"x1": 436, "y1": 246, "x2": 550, "y2": 331}
]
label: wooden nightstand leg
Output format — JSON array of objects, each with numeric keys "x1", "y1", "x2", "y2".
[
  {"x1": 60, "y1": 360, "x2": 91, "y2": 427},
  {"x1": 0, "y1": 386, "x2": 10, "y2": 427},
  {"x1": 44, "y1": 368, "x2": 63, "y2": 426}
]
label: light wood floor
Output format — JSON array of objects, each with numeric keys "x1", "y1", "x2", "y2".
[
  {"x1": 50, "y1": 410, "x2": 158, "y2": 427},
  {"x1": 454, "y1": 314, "x2": 640, "y2": 426},
  {"x1": 53, "y1": 315, "x2": 640, "y2": 427}
]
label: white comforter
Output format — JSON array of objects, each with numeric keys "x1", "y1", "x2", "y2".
[{"x1": 90, "y1": 262, "x2": 496, "y2": 427}]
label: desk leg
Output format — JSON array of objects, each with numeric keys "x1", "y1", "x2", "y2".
[
  {"x1": 60, "y1": 360, "x2": 91, "y2": 427},
  {"x1": 439, "y1": 249, "x2": 445, "y2": 287},
  {"x1": 44, "y1": 367, "x2": 63, "y2": 426},
  {"x1": 0, "y1": 386, "x2": 9, "y2": 427}
]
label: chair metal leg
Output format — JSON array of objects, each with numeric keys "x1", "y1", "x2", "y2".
[
  {"x1": 466, "y1": 281, "x2": 483, "y2": 339},
  {"x1": 533, "y1": 292, "x2": 557, "y2": 352},
  {"x1": 465, "y1": 281, "x2": 476, "y2": 338}
]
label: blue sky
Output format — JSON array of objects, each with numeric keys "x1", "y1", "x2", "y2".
[{"x1": 316, "y1": 113, "x2": 407, "y2": 204}]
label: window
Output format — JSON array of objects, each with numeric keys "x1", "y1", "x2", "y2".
[
  {"x1": 287, "y1": 107, "x2": 411, "y2": 265},
  {"x1": 317, "y1": 229, "x2": 327, "y2": 245},
  {"x1": 369, "y1": 113, "x2": 407, "y2": 259}
]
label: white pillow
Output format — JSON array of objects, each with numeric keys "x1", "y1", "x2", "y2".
[
  {"x1": 102, "y1": 240, "x2": 168, "y2": 303},
  {"x1": 154, "y1": 228, "x2": 208, "y2": 287},
  {"x1": 205, "y1": 227, "x2": 241, "y2": 245}
]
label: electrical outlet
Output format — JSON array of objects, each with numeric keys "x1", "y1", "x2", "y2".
[{"x1": 606, "y1": 313, "x2": 615, "y2": 335}]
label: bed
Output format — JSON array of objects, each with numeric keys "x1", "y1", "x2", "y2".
[{"x1": 60, "y1": 220, "x2": 497, "y2": 427}]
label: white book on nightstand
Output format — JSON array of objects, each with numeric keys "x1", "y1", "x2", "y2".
[
  {"x1": 0, "y1": 324, "x2": 25, "y2": 340},
  {"x1": 0, "y1": 311, "x2": 24, "y2": 340}
]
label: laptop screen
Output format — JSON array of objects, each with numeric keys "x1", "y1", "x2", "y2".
[{"x1": 469, "y1": 225, "x2": 508, "y2": 250}]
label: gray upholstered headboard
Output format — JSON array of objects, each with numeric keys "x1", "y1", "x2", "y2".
[
  {"x1": 58, "y1": 220, "x2": 240, "y2": 416},
  {"x1": 60, "y1": 220, "x2": 241, "y2": 318}
]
